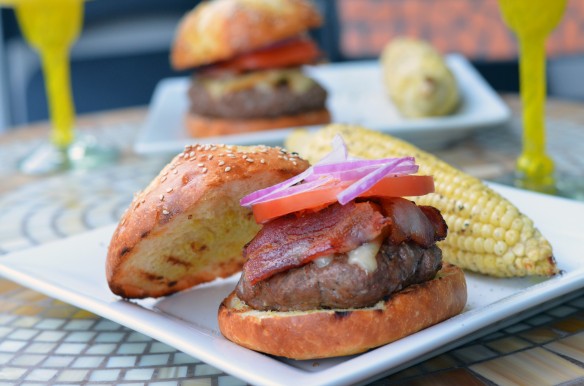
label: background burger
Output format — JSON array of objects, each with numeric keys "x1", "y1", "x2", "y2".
[{"x1": 170, "y1": 0, "x2": 331, "y2": 138}]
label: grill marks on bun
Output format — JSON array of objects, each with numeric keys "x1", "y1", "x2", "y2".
[{"x1": 106, "y1": 144, "x2": 309, "y2": 299}]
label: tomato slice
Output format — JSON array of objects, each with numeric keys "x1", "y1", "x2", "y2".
[
  {"x1": 252, "y1": 175, "x2": 434, "y2": 223},
  {"x1": 200, "y1": 38, "x2": 320, "y2": 75}
]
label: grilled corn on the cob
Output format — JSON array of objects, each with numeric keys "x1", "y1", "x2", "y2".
[
  {"x1": 381, "y1": 38, "x2": 460, "y2": 117},
  {"x1": 285, "y1": 124, "x2": 557, "y2": 277}
]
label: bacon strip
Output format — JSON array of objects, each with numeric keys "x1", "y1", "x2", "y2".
[
  {"x1": 419, "y1": 205, "x2": 448, "y2": 241},
  {"x1": 243, "y1": 198, "x2": 448, "y2": 285},
  {"x1": 243, "y1": 201, "x2": 387, "y2": 285},
  {"x1": 379, "y1": 198, "x2": 446, "y2": 248}
]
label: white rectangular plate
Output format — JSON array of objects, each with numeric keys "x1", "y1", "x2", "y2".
[
  {"x1": 1, "y1": 183, "x2": 583, "y2": 386},
  {"x1": 134, "y1": 55, "x2": 511, "y2": 154}
]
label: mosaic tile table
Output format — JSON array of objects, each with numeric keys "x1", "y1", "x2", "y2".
[{"x1": 1, "y1": 98, "x2": 584, "y2": 385}]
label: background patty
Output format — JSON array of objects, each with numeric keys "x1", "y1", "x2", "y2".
[
  {"x1": 189, "y1": 78, "x2": 328, "y2": 119},
  {"x1": 236, "y1": 239, "x2": 443, "y2": 311}
]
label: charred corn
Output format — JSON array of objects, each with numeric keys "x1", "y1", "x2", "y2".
[
  {"x1": 285, "y1": 124, "x2": 557, "y2": 277},
  {"x1": 381, "y1": 38, "x2": 460, "y2": 117}
]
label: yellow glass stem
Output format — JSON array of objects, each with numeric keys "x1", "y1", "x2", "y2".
[
  {"x1": 498, "y1": 0, "x2": 566, "y2": 193},
  {"x1": 41, "y1": 47, "x2": 76, "y2": 148},
  {"x1": 14, "y1": 0, "x2": 82, "y2": 149},
  {"x1": 516, "y1": 35, "x2": 554, "y2": 189}
]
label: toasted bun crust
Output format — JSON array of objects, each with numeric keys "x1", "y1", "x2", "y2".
[
  {"x1": 107, "y1": 145, "x2": 309, "y2": 299},
  {"x1": 218, "y1": 263, "x2": 467, "y2": 359},
  {"x1": 172, "y1": 0, "x2": 322, "y2": 70},
  {"x1": 185, "y1": 108, "x2": 331, "y2": 138}
]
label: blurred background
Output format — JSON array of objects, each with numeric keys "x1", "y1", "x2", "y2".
[{"x1": 0, "y1": 0, "x2": 583, "y2": 133}]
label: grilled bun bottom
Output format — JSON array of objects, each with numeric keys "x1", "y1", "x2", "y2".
[
  {"x1": 218, "y1": 263, "x2": 466, "y2": 359},
  {"x1": 106, "y1": 145, "x2": 309, "y2": 299},
  {"x1": 185, "y1": 108, "x2": 331, "y2": 138}
]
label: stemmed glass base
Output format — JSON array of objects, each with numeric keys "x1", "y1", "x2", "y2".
[
  {"x1": 495, "y1": 172, "x2": 584, "y2": 202},
  {"x1": 18, "y1": 135, "x2": 118, "y2": 175},
  {"x1": 555, "y1": 175, "x2": 584, "y2": 201}
]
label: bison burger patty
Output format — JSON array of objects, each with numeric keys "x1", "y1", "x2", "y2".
[
  {"x1": 234, "y1": 198, "x2": 448, "y2": 312},
  {"x1": 236, "y1": 239, "x2": 442, "y2": 311},
  {"x1": 189, "y1": 69, "x2": 328, "y2": 119}
]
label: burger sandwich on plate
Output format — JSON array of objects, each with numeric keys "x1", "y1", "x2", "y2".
[{"x1": 171, "y1": 0, "x2": 331, "y2": 138}]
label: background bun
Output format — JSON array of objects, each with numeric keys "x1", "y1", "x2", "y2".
[
  {"x1": 171, "y1": 0, "x2": 322, "y2": 70},
  {"x1": 107, "y1": 144, "x2": 309, "y2": 299},
  {"x1": 218, "y1": 263, "x2": 467, "y2": 359},
  {"x1": 186, "y1": 109, "x2": 331, "y2": 137}
]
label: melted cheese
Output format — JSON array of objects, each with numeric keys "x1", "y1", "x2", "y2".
[
  {"x1": 201, "y1": 68, "x2": 314, "y2": 98},
  {"x1": 313, "y1": 255, "x2": 333, "y2": 268},
  {"x1": 347, "y1": 237, "x2": 383, "y2": 274}
]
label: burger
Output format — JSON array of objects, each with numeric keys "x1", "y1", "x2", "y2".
[
  {"x1": 217, "y1": 135, "x2": 467, "y2": 359},
  {"x1": 105, "y1": 136, "x2": 466, "y2": 360},
  {"x1": 170, "y1": 0, "x2": 331, "y2": 138}
]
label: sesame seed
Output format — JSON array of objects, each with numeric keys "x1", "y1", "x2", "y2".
[
  {"x1": 208, "y1": 155, "x2": 214, "y2": 160},
  {"x1": 242, "y1": 154, "x2": 248, "y2": 159},
  {"x1": 162, "y1": 171, "x2": 168, "y2": 176},
  {"x1": 170, "y1": 164, "x2": 176, "y2": 170},
  {"x1": 227, "y1": 154, "x2": 236, "y2": 158},
  {"x1": 190, "y1": 151, "x2": 195, "y2": 157},
  {"x1": 159, "y1": 194, "x2": 164, "y2": 201},
  {"x1": 218, "y1": 160, "x2": 225, "y2": 166},
  {"x1": 246, "y1": 158, "x2": 254, "y2": 162},
  {"x1": 162, "y1": 209, "x2": 169, "y2": 215},
  {"x1": 198, "y1": 163, "x2": 204, "y2": 167},
  {"x1": 161, "y1": 176, "x2": 167, "y2": 182},
  {"x1": 226, "y1": 149, "x2": 233, "y2": 153},
  {"x1": 292, "y1": 161, "x2": 297, "y2": 165},
  {"x1": 225, "y1": 166, "x2": 232, "y2": 172},
  {"x1": 179, "y1": 153, "x2": 184, "y2": 158},
  {"x1": 141, "y1": 199, "x2": 145, "y2": 203},
  {"x1": 202, "y1": 167, "x2": 208, "y2": 173},
  {"x1": 173, "y1": 169, "x2": 178, "y2": 174},
  {"x1": 260, "y1": 159, "x2": 265, "y2": 164},
  {"x1": 166, "y1": 187, "x2": 173, "y2": 193}
]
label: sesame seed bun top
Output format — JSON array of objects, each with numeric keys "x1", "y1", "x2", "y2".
[{"x1": 106, "y1": 144, "x2": 309, "y2": 298}]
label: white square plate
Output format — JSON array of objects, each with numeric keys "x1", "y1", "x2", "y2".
[
  {"x1": 134, "y1": 55, "x2": 511, "y2": 154},
  {"x1": 0, "y1": 183, "x2": 583, "y2": 385}
]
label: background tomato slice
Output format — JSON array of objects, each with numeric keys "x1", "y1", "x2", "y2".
[
  {"x1": 201, "y1": 38, "x2": 320, "y2": 75},
  {"x1": 251, "y1": 175, "x2": 434, "y2": 223}
]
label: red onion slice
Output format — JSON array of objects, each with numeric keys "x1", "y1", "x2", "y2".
[
  {"x1": 240, "y1": 167, "x2": 314, "y2": 207},
  {"x1": 253, "y1": 176, "x2": 335, "y2": 204},
  {"x1": 240, "y1": 135, "x2": 348, "y2": 207},
  {"x1": 312, "y1": 157, "x2": 415, "y2": 174},
  {"x1": 337, "y1": 161, "x2": 415, "y2": 205},
  {"x1": 324, "y1": 164, "x2": 418, "y2": 181},
  {"x1": 241, "y1": 135, "x2": 426, "y2": 211}
]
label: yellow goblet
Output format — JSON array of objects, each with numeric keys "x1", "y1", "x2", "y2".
[
  {"x1": 498, "y1": 0, "x2": 566, "y2": 193},
  {"x1": 1, "y1": 0, "x2": 117, "y2": 174}
]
